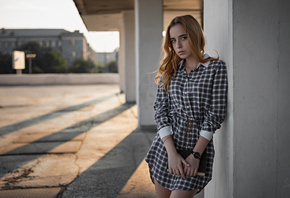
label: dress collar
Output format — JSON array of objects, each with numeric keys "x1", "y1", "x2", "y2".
[{"x1": 200, "y1": 53, "x2": 210, "y2": 67}]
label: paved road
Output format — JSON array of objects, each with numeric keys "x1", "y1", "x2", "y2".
[{"x1": 0, "y1": 85, "x2": 156, "y2": 198}]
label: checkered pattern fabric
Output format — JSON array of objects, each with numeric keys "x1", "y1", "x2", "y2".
[{"x1": 145, "y1": 59, "x2": 228, "y2": 191}]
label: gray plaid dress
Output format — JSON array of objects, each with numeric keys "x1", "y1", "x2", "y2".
[{"x1": 145, "y1": 58, "x2": 228, "y2": 191}]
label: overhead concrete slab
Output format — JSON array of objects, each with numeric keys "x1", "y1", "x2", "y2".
[{"x1": 73, "y1": 0, "x2": 203, "y2": 31}]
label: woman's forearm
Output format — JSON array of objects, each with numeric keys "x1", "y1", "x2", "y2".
[
  {"x1": 162, "y1": 135, "x2": 177, "y2": 156},
  {"x1": 193, "y1": 136, "x2": 210, "y2": 155},
  {"x1": 163, "y1": 135, "x2": 210, "y2": 155}
]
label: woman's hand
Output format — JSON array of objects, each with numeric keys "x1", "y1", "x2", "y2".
[
  {"x1": 167, "y1": 151, "x2": 189, "y2": 178},
  {"x1": 162, "y1": 135, "x2": 190, "y2": 178},
  {"x1": 184, "y1": 154, "x2": 200, "y2": 177}
]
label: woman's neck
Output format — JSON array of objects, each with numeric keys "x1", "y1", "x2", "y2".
[{"x1": 185, "y1": 56, "x2": 199, "y2": 70}]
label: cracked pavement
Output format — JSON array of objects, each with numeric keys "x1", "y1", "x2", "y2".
[{"x1": 0, "y1": 85, "x2": 157, "y2": 198}]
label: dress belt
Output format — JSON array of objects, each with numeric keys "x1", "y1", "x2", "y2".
[
  {"x1": 175, "y1": 115, "x2": 202, "y2": 147},
  {"x1": 176, "y1": 115, "x2": 201, "y2": 123}
]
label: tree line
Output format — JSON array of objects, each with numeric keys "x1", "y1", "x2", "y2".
[{"x1": 0, "y1": 41, "x2": 118, "y2": 74}]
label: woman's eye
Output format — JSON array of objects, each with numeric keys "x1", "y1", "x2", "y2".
[
  {"x1": 181, "y1": 36, "x2": 187, "y2": 40},
  {"x1": 171, "y1": 39, "x2": 176, "y2": 43}
]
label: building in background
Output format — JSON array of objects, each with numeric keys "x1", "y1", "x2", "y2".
[
  {"x1": 96, "y1": 48, "x2": 118, "y2": 66},
  {"x1": 0, "y1": 28, "x2": 96, "y2": 67}
]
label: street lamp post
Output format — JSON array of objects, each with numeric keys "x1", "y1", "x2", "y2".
[{"x1": 26, "y1": 54, "x2": 36, "y2": 74}]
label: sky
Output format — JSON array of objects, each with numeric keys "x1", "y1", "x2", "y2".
[{"x1": 0, "y1": 0, "x2": 119, "y2": 52}]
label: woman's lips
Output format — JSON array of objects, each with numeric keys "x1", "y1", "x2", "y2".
[{"x1": 178, "y1": 51, "x2": 185, "y2": 55}]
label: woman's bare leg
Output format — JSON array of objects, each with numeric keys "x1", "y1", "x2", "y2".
[
  {"x1": 154, "y1": 178, "x2": 171, "y2": 198},
  {"x1": 170, "y1": 189, "x2": 198, "y2": 198}
]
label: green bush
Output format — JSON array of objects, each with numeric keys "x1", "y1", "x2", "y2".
[
  {"x1": 69, "y1": 58, "x2": 96, "y2": 73},
  {"x1": 0, "y1": 53, "x2": 13, "y2": 74},
  {"x1": 107, "y1": 61, "x2": 118, "y2": 73}
]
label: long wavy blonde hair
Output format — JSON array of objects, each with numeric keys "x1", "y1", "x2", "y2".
[{"x1": 156, "y1": 15, "x2": 218, "y2": 91}]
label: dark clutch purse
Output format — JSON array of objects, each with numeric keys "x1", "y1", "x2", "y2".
[{"x1": 176, "y1": 149, "x2": 207, "y2": 176}]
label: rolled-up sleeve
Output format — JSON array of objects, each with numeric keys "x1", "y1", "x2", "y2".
[
  {"x1": 201, "y1": 61, "x2": 228, "y2": 135},
  {"x1": 154, "y1": 79, "x2": 173, "y2": 138}
]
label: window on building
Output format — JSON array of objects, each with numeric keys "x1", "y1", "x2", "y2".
[
  {"x1": 46, "y1": 41, "x2": 50, "y2": 47},
  {"x1": 39, "y1": 42, "x2": 43, "y2": 47},
  {"x1": 72, "y1": 50, "x2": 76, "y2": 57},
  {"x1": 51, "y1": 41, "x2": 56, "y2": 47},
  {"x1": 58, "y1": 41, "x2": 62, "y2": 47},
  {"x1": 71, "y1": 39, "x2": 75, "y2": 46}
]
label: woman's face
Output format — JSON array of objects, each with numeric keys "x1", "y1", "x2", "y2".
[{"x1": 169, "y1": 24, "x2": 194, "y2": 60}]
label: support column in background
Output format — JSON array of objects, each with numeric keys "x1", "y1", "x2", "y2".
[
  {"x1": 122, "y1": 10, "x2": 136, "y2": 103},
  {"x1": 135, "y1": 0, "x2": 163, "y2": 127},
  {"x1": 118, "y1": 28, "x2": 125, "y2": 93}
]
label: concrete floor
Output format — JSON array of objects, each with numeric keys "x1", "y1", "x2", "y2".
[{"x1": 0, "y1": 85, "x2": 156, "y2": 198}]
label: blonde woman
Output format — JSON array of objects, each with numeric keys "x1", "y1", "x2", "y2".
[{"x1": 145, "y1": 15, "x2": 228, "y2": 198}]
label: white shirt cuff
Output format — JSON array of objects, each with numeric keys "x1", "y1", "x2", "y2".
[
  {"x1": 200, "y1": 130, "x2": 213, "y2": 140},
  {"x1": 158, "y1": 126, "x2": 173, "y2": 139}
]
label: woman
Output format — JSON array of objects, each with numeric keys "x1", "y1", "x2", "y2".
[{"x1": 145, "y1": 15, "x2": 228, "y2": 198}]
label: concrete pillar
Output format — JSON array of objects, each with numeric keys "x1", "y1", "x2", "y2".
[
  {"x1": 135, "y1": 0, "x2": 163, "y2": 127},
  {"x1": 204, "y1": 0, "x2": 290, "y2": 197},
  {"x1": 122, "y1": 10, "x2": 136, "y2": 103},
  {"x1": 118, "y1": 28, "x2": 125, "y2": 93}
]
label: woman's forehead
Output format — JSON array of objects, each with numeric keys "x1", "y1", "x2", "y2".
[{"x1": 169, "y1": 24, "x2": 186, "y2": 38}]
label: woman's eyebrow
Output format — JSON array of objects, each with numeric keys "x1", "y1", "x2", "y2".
[
  {"x1": 178, "y1": 34, "x2": 187, "y2": 38},
  {"x1": 170, "y1": 34, "x2": 187, "y2": 39}
]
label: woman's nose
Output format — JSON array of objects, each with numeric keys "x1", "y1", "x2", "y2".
[{"x1": 176, "y1": 39, "x2": 182, "y2": 48}]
